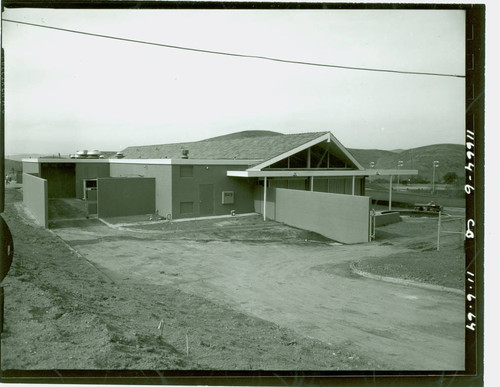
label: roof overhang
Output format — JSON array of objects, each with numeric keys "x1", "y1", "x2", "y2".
[
  {"x1": 227, "y1": 169, "x2": 418, "y2": 178},
  {"x1": 110, "y1": 158, "x2": 260, "y2": 165}
]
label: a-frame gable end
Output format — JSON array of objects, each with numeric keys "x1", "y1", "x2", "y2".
[
  {"x1": 248, "y1": 133, "x2": 330, "y2": 171},
  {"x1": 327, "y1": 133, "x2": 365, "y2": 170},
  {"x1": 249, "y1": 132, "x2": 364, "y2": 171}
]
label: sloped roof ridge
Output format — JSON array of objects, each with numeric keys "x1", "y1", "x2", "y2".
[
  {"x1": 122, "y1": 131, "x2": 329, "y2": 150},
  {"x1": 118, "y1": 131, "x2": 332, "y2": 161},
  {"x1": 197, "y1": 130, "x2": 329, "y2": 144}
]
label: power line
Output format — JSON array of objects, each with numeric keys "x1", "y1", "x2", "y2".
[{"x1": 3, "y1": 18, "x2": 465, "y2": 79}]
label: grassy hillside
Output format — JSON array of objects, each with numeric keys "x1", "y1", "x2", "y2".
[
  {"x1": 201, "y1": 130, "x2": 283, "y2": 141},
  {"x1": 348, "y1": 144, "x2": 465, "y2": 182},
  {"x1": 5, "y1": 159, "x2": 23, "y2": 174},
  {"x1": 347, "y1": 149, "x2": 397, "y2": 169}
]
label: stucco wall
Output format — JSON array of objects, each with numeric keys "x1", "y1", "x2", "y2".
[
  {"x1": 97, "y1": 177, "x2": 155, "y2": 218},
  {"x1": 75, "y1": 163, "x2": 110, "y2": 199},
  {"x1": 255, "y1": 187, "x2": 370, "y2": 243},
  {"x1": 171, "y1": 164, "x2": 256, "y2": 219},
  {"x1": 253, "y1": 185, "x2": 277, "y2": 219},
  {"x1": 23, "y1": 173, "x2": 48, "y2": 228},
  {"x1": 22, "y1": 161, "x2": 40, "y2": 175},
  {"x1": 110, "y1": 163, "x2": 172, "y2": 218}
]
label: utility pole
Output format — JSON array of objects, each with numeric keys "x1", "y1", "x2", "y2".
[
  {"x1": 397, "y1": 160, "x2": 403, "y2": 191},
  {"x1": 432, "y1": 160, "x2": 439, "y2": 194}
]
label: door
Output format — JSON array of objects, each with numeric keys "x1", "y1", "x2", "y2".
[
  {"x1": 199, "y1": 184, "x2": 214, "y2": 216},
  {"x1": 41, "y1": 163, "x2": 76, "y2": 198}
]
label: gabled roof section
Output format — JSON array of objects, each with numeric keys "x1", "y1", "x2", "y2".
[
  {"x1": 249, "y1": 132, "x2": 364, "y2": 171},
  {"x1": 118, "y1": 132, "x2": 330, "y2": 165},
  {"x1": 327, "y1": 132, "x2": 365, "y2": 170}
]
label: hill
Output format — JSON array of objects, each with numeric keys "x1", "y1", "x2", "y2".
[
  {"x1": 347, "y1": 149, "x2": 397, "y2": 169},
  {"x1": 201, "y1": 130, "x2": 283, "y2": 141},
  {"x1": 348, "y1": 144, "x2": 465, "y2": 182},
  {"x1": 5, "y1": 159, "x2": 23, "y2": 174},
  {"x1": 5, "y1": 154, "x2": 47, "y2": 161}
]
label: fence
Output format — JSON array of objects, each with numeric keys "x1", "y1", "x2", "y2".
[
  {"x1": 22, "y1": 173, "x2": 48, "y2": 228},
  {"x1": 437, "y1": 211, "x2": 465, "y2": 251}
]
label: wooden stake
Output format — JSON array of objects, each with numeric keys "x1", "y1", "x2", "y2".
[{"x1": 157, "y1": 319, "x2": 164, "y2": 338}]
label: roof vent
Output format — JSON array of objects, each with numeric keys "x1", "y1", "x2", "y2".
[
  {"x1": 87, "y1": 150, "x2": 100, "y2": 159},
  {"x1": 76, "y1": 150, "x2": 88, "y2": 159},
  {"x1": 181, "y1": 149, "x2": 189, "y2": 159}
]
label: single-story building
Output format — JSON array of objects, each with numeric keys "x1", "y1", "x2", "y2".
[{"x1": 22, "y1": 131, "x2": 417, "y2": 243}]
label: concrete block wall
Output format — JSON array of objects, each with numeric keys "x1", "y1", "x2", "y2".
[
  {"x1": 171, "y1": 165, "x2": 255, "y2": 219},
  {"x1": 255, "y1": 186, "x2": 371, "y2": 243},
  {"x1": 97, "y1": 177, "x2": 155, "y2": 218},
  {"x1": 110, "y1": 163, "x2": 172, "y2": 218},
  {"x1": 374, "y1": 211, "x2": 401, "y2": 226},
  {"x1": 22, "y1": 173, "x2": 48, "y2": 228},
  {"x1": 22, "y1": 161, "x2": 40, "y2": 175}
]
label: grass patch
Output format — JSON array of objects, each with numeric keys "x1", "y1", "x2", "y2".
[{"x1": 355, "y1": 248, "x2": 464, "y2": 290}]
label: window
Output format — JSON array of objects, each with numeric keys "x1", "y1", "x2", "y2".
[{"x1": 180, "y1": 165, "x2": 193, "y2": 178}]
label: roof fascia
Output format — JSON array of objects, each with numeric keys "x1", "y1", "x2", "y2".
[
  {"x1": 23, "y1": 158, "x2": 108, "y2": 163},
  {"x1": 110, "y1": 159, "x2": 259, "y2": 165},
  {"x1": 22, "y1": 158, "x2": 260, "y2": 166},
  {"x1": 228, "y1": 169, "x2": 418, "y2": 178},
  {"x1": 248, "y1": 133, "x2": 330, "y2": 171}
]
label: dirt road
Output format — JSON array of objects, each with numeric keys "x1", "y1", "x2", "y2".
[{"x1": 53, "y1": 219, "x2": 465, "y2": 371}]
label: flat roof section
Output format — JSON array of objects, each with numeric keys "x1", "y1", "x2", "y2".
[{"x1": 22, "y1": 158, "x2": 261, "y2": 166}]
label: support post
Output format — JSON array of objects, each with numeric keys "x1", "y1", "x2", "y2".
[
  {"x1": 437, "y1": 210, "x2": 441, "y2": 251},
  {"x1": 369, "y1": 210, "x2": 372, "y2": 241},
  {"x1": 389, "y1": 175, "x2": 393, "y2": 211},
  {"x1": 263, "y1": 177, "x2": 267, "y2": 221},
  {"x1": 352, "y1": 176, "x2": 355, "y2": 196},
  {"x1": 310, "y1": 176, "x2": 314, "y2": 192}
]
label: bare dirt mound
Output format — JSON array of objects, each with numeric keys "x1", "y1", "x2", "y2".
[{"x1": 1, "y1": 188, "x2": 378, "y2": 371}]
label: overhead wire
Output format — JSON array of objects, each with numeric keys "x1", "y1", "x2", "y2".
[{"x1": 3, "y1": 18, "x2": 465, "y2": 79}]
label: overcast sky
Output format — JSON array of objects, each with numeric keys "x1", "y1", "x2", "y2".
[{"x1": 2, "y1": 7, "x2": 465, "y2": 155}]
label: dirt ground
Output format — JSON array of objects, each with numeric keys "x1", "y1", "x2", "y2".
[
  {"x1": 357, "y1": 211, "x2": 465, "y2": 290},
  {"x1": 1, "y1": 189, "x2": 465, "y2": 372}
]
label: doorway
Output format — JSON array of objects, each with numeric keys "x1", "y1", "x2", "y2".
[{"x1": 199, "y1": 184, "x2": 214, "y2": 216}]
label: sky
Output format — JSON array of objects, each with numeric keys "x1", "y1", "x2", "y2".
[{"x1": 2, "y1": 7, "x2": 466, "y2": 155}]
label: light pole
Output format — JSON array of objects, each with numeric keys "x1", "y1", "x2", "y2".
[
  {"x1": 397, "y1": 160, "x2": 403, "y2": 190},
  {"x1": 432, "y1": 160, "x2": 439, "y2": 194}
]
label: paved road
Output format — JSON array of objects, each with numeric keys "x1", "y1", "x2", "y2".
[{"x1": 54, "y1": 223, "x2": 464, "y2": 371}]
